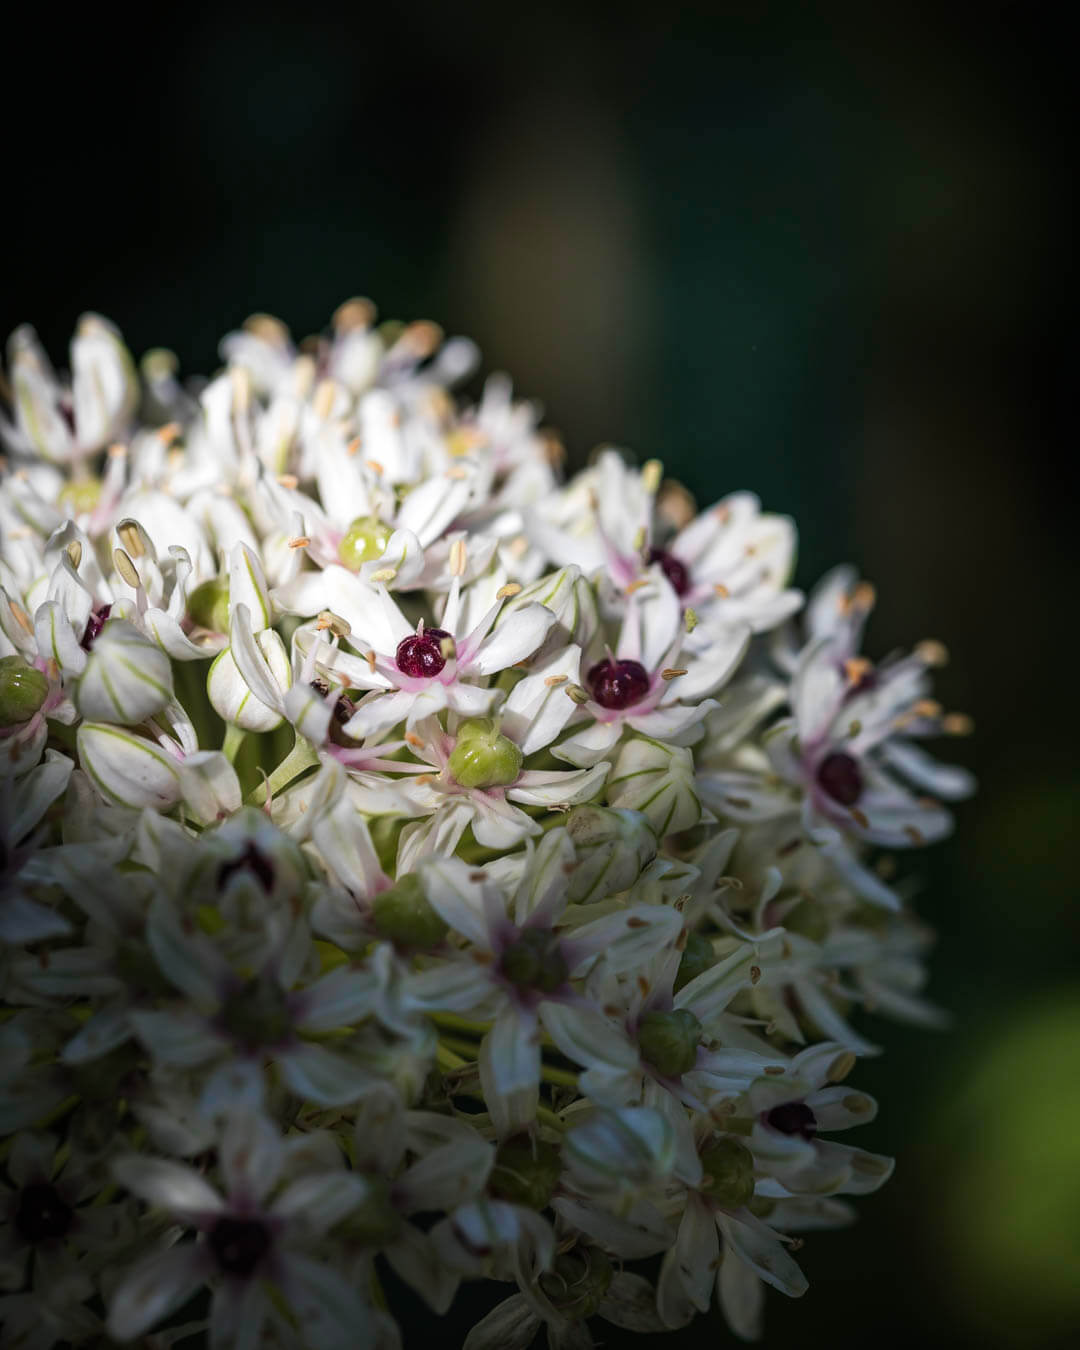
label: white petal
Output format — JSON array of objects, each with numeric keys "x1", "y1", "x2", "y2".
[
  {"x1": 112, "y1": 1156, "x2": 224, "y2": 1218},
  {"x1": 107, "y1": 1243, "x2": 212, "y2": 1342},
  {"x1": 467, "y1": 602, "x2": 556, "y2": 675}
]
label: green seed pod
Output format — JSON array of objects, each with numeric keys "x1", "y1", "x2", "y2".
[
  {"x1": 447, "y1": 718, "x2": 523, "y2": 789},
  {"x1": 489, "y1": 1136, "x2": 562, "y2": 1209},
  {"x1": 338, "y1": 516, "x2": 392, "y2": 569},
  {"x1": 187, "y1": 576, "x2": 231, "y2": 634},
  {"x1": 539, "y1": 1247, "x2": 614, "y2": 1319},
  {"x1": 637, "y1": 1007, "x2": 702, "y2": 1077},
  {"x1": 699, "y1": 1136, "x2": 756, "y2": 1211},
  {"x1": 674, "y1": 930, "x2": 715, "y2": 992},
  {"x1": 0, "y1": 655, "x2": 49, "y2": 727},
  {"x1": 373, "y1": 873, "x2": 448, "y2": 948},
  {"x1": 499, "y1": 929, "x2": 569, "y2": 994}
]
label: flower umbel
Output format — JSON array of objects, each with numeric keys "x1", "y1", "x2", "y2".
[{"x1": 0, "y1": 300, "x2": 973, "y2": 1349}]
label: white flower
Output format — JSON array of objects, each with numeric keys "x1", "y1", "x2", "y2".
[{"x1": 107, "y1": 1110, "x2": 384, "y2": 1349}]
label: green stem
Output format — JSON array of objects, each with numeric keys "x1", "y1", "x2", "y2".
[
  {"x1": 246, "y1": 735, "x2": 319, "y2": 805},
  {"x1": 222, "y1": 722, "x2": 247, "y2": 764}
]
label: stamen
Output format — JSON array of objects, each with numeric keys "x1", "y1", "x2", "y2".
[
  {"x1": 117, "y1": 520, "x2": 146, "y2": 558},
  {"x1": 113, "y1": 548, "x2": 141, "y2": 588}
]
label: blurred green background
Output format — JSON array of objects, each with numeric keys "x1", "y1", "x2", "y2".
[{"x1": 5, "y1": 4, "x2": 1074, "y2": 1346}]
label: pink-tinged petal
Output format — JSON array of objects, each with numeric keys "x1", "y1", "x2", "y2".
[
  {"x1": 107, "y1": 1242, "x2": 213, "y2": 1342},
  {"x1": 111, "y1": 1156, "x2": 224, "y2": 1219}
]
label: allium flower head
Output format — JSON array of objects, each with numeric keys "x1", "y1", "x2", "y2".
[{"x1": 0, "y1": 301, "x2": 973, "y2": 1348}]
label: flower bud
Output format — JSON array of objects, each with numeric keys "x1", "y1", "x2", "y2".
[
  {"x1": 373, "y1": 873, "x2": 448, "y2": 949},
  {"x1": 188, "y1": 576, "x2": 231, "y2": 634},
  {"x1": 565, "y1": 805, "x2": 657, "y2": 903},
  {"x1": 339, "y1": 516, "x2": 393, "y2": 569},
  {"x1": 564, "y1": 1106, "x2": 677, "y2": 1190},
  {"x1": 447, "y1": 718, "x2": 523, "y2": 789},
  {"x1": 607, "y1": 737, "x2": 702, "y2": 836},
  {"x1": 0, "y1": 655, "x2": 49, "y2": 727},
  {"x1": 674, "y1": 931, "x2": 715, "y2": 992},
  {"x1": 539, "y1": 1247, "x2": 613, "y2": 1319},
  {"x1": 75, "y1": 621, "x2": 174, "y2": 725},
  {"x1": 71, "y1": 314, "x2": 137, "y2": 450},
  {"x1": 207, "y1": 630, "x2": 290, "y2": 731},
  {"x1": 77, "y1": 723, "x2": 182, "y2": 809},
  {"x1": 699, "y1": 1137, "x2": 756, "y2": 1210},
  {"x1": 489, "y1": 1136, "x2": 561, "y2": 1210},
  {"x1": 637, "y1": 1008, "x2": 702, "y2": 1077}
]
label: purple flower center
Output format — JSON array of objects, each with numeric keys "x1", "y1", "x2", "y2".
[
  {"x1": 766, "y1": 1101, "x2": 817, "y2": 1140},
  {"x1": 586, "y1": 658, "x2": 651, "y2": 711},
  {"x1": 648, "y1": 548, "x2": 690, "y2": 597},
  {"x1": 209, "y1": 1216, "x2": 272, "y2": 1277},
  {"x1": 816, "y1": 751, "x2": 863, "y2": 807},
  {"x1": 15, "y1": 1182, "x2": 73, "y2": 1243},
  {"x1": 80, "y1": 604, "x2": 111, "y2": 651},
  {"x1": 396, "y1": 628, "x2": 452, "y2": 679},
  {"x1": 217, "y1": 843, "x2": 275, "y2": 892}
]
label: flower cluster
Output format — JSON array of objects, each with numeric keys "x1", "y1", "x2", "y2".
[{"x1": 0, "y1": 303, "x2": 974, "y2": 1348}]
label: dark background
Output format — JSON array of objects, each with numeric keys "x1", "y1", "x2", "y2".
[{"x1": 5, "y1": 4, "x2": 1075, "y2": 1346}]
